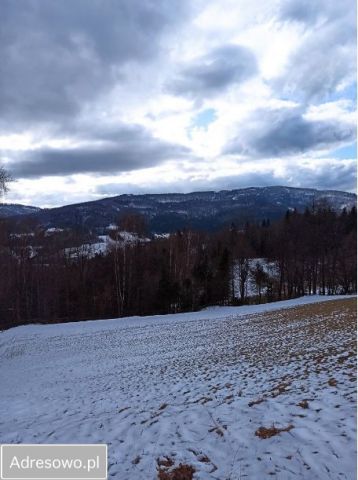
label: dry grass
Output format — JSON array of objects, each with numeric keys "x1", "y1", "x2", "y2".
[
  {"x1": 255, "y1": 424, "x2": 294, "y2": 439},
  {"x1": 152, "y1": 299, "x2": 354, "y2": 476},
  {"x1": 157, "y1": 463, "x2": 196, "y2": 480},
  {"x1": 192, "y1": 396, "x2": 213, "y2": 405},
  {"x1": 271, "y1": 381, "x2": 291, "y2": 398},
  {"x1": 237, "y1": 298, "x2": 356, "y2": 373},
  {"x1": 270, "y1": 299, "x2": 356, "y2": 328},
  {"x1": 197, "y1": 454, "x2": 210, "y2": 463},
  {"x1": 297, "y1": 400, "x2": 309, "y2": 409},
  {"x1": 208, "y1": 426, "x2": 224, "y2": 437},
  {"x1": 157, "y1": 457, "x2": 174, "y2": 468},
  {"x1": 328, "y1": 378, "x2": 338, "y2": 387},
  {"x1": 248, "y1": 398, "x2": 265, "y2": 407},
  {"x1": 259, "y1": 298, "x2": 356, "y2": 340}
]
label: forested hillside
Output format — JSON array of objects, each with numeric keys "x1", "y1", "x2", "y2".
[
  {"x1": 0, "y1": 205, "x2": 356, "y2": 329},
  {"x1": 2, "y1": 186, "x2": 356, "y2": 233}
]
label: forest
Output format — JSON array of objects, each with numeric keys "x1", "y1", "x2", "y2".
[{"x1": 0, "y1": 204, "x2": 356, "y2": 329}]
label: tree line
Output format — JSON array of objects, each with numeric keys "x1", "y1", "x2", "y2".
[{"x1": 0, "y1": 204, "x2": 356, "y2": 329}]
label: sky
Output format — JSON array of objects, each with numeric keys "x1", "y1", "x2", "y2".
[{"x1": 0, "y1": 0, "x2": 356, "y2": 207}]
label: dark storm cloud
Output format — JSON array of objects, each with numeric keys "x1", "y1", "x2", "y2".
[
  {"x1": 0, "y1": 0, "x2": 188, "y2": 130},
  {"x1": 225, "y1": 107, "x2": 356, "y2": 158},
  {"x1": 274, "y1": 0, "x2": 356, "y2": 102},
  {"x1": 292, "y1": 162, "x2": 356, "y2": 192},
  {"x1": 167, "y1": 44, "x2": 257, "y2": 99},
  {"x1": 8, "y1": 124, "x2": 190, "y2": 178}
]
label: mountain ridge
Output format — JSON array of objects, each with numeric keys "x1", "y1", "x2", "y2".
[
  {"x1": 1, "y1": 186, "x2": 356, "y2": 233},
  {"x1": 0, "y1": 203, "x2": 41, "y2": 217}
]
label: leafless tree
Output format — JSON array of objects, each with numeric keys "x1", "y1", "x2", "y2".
[{"x1": 0, "y1": 166, "x2": 13, "y2": 197}]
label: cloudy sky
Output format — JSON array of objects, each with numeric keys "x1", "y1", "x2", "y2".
[{"x1": 1, "y1": 0, "x2": 356, "y2": 207}]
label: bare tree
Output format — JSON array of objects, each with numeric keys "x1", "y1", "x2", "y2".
[{"x1": 0, "y1": 166, "x2": 13, "y2": 197}]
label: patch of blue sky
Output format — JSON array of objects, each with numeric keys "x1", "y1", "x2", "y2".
[
  {"x1": 329, "y1": 82, "x2": 357, "y2": 105},
  {"x1": 187, "y1": 108, "x2": 218, "y2": 140},
  {"x1": 278, "y1": 82, "x2": 356, "y2": 106},
  {"x1": 329, "y1": 142, "x2": 357, "y2": 159},
  {"x1": 192, "y1": 108, "x2": 217, "y2": 129}
]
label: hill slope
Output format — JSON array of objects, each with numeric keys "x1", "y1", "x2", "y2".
[
  {"x1": 3, "y1": 186, "x2": 356, "y2": 233},
  {"x1": 0, "y1": 203, "x2": 41, "y2": 217},
  {"x1": 0, "y1": 296, "x2": 356, "y2": 479}
]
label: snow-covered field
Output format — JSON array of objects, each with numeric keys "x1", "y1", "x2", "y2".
[{"x1": 0, "y1": 296, "x2": 356, "y2": 479}]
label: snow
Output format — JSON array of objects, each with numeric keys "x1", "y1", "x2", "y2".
[
  {"x1": 63, "y1": 231, "x2": 150, "y2": 259},
  {"x1": 0, "y1": 295, "x2": 356, "y2": 479},
  {"x1": 9, "y1": 233, "x2": 35, "y2": 238},
  {"x1": 107, "y1": 224, "x2": 118, "y2": 231},
  {"x1": 45, "y1": 227, "x2": 64, "y2": 236},
  {"x1": 154, "y1": 233, "x2": 170, "y2": 239},
  {"x1": 115, "y1": 231, "x2": 143, "y2": 243},
  {"x1": 64, "y1": 242, "x2": 108, "y2": 259}
]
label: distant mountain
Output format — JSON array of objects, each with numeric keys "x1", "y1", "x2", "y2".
[
  {"x1": 0, "y1": 203, "x2": 42, "y2": 218},
  {"x1": 3, "y1": 187, "x2": 356, "y2": 233}
]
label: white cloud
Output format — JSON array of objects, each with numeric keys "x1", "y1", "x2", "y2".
[{"x1": 1, "y1": 0, "x2": 356, "y2": 207}]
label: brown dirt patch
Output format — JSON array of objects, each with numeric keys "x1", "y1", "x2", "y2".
[
  {"x1": 255, "y1": 424, "x2": 294, "y2": 439},
  {"x1": 157, "y1": 463, "x2": 196, "y2": 480}
]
